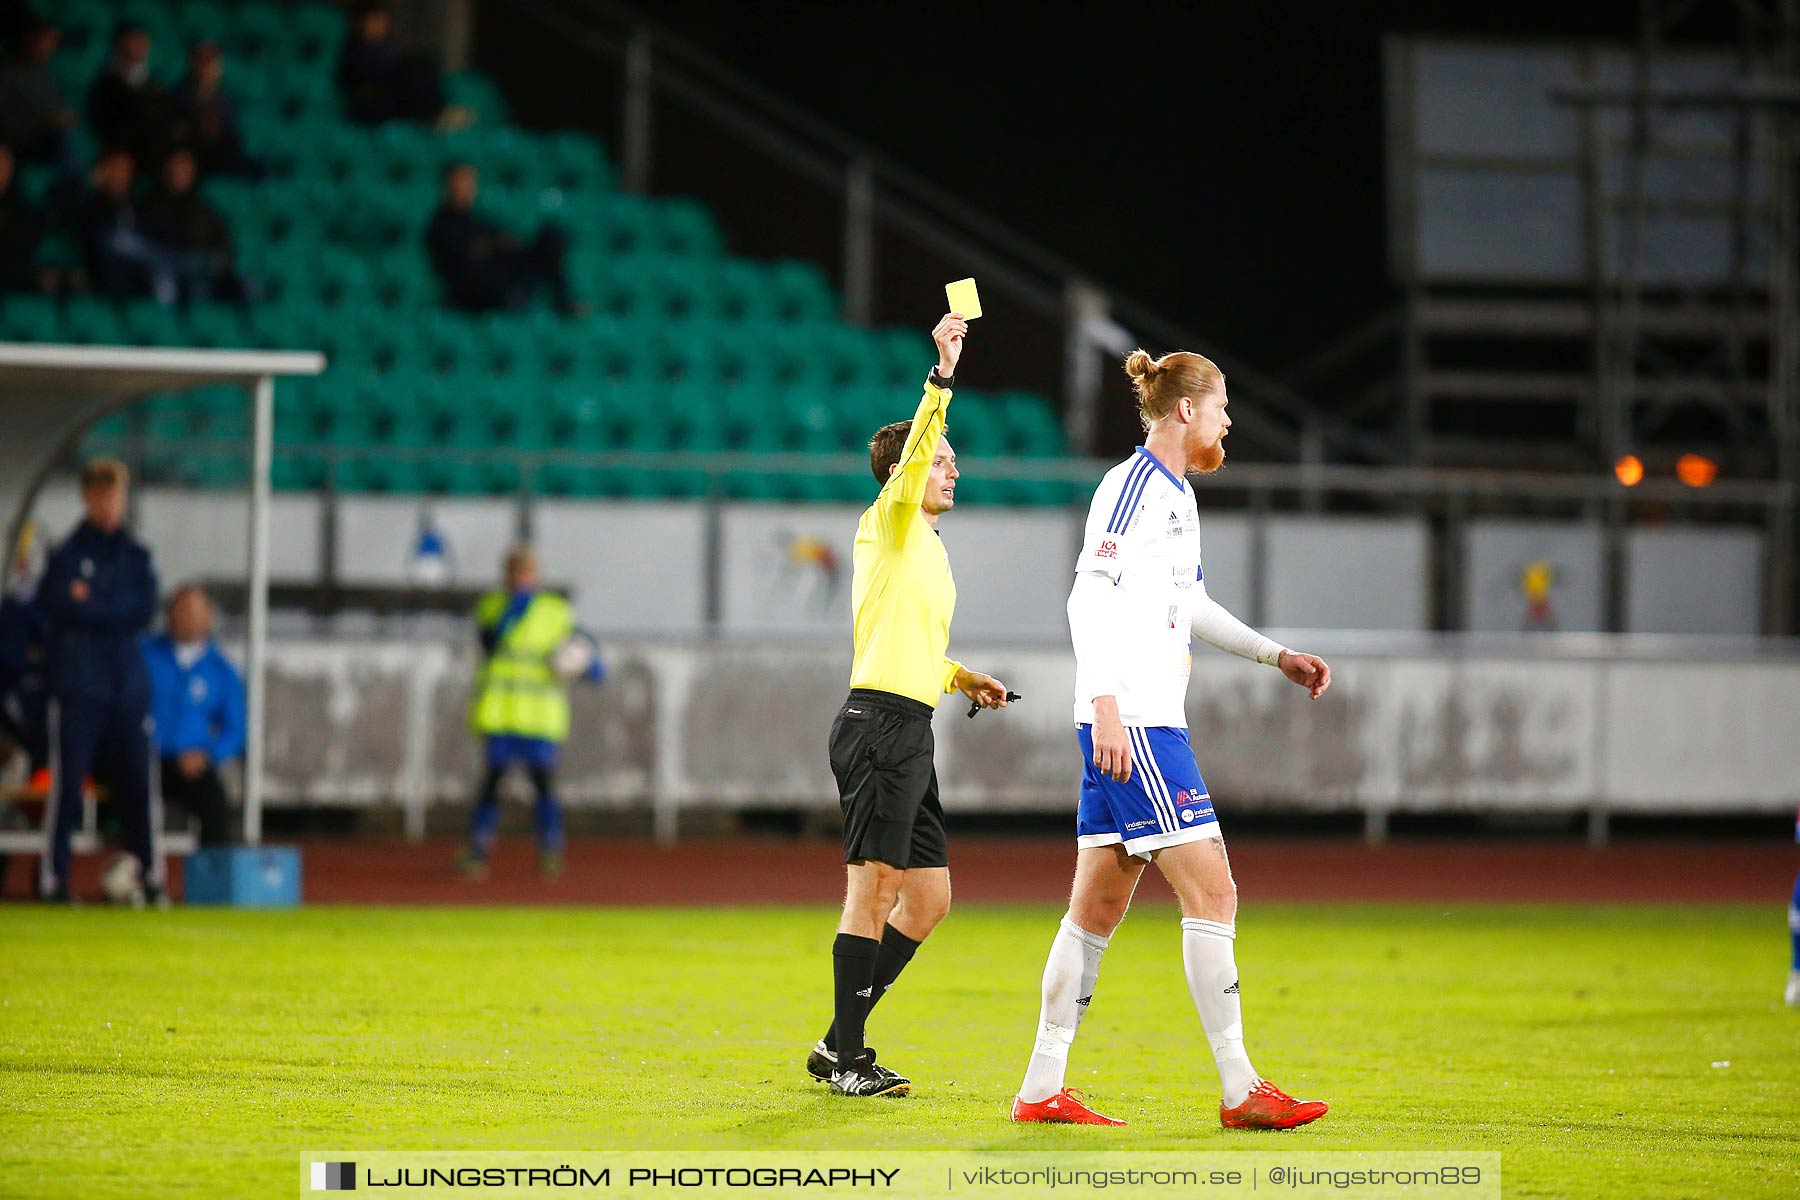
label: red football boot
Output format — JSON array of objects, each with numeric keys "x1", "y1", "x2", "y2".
[
  {"x1": 1011, "y1": 1088, "x2": 1128, "y2": 1126},
  {"x1": 1219, "y1": 1080, "x2": 1329, "y2": 1130}
]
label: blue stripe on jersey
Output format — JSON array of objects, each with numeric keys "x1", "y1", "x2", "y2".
[
  {"x1": 1106, "y1": 458, "x2": 1153, "y2": 533},
  {"x1": 1132, "y1": 445, "x2": 1185, "y2": 490},
  {"x1": 1108, "y1": 460, "x2": 1156, "y2": 534}
]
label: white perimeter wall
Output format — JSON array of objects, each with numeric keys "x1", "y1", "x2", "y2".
[
  {"x1": 26, "y1": 489, "x2": 1763, "y2": 638},
  {"x1": 255, "y1": 636, "x2": 1800, "y2": 821}
]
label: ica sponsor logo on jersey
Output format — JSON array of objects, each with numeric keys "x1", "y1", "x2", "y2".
[{"x1": 1097, "y1": 538, "x2": 1119, "y2": 559}]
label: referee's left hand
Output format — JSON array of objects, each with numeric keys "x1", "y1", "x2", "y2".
[
  {"x1": 954, "y1": 666, "x2": 1010, "y2": 709},
  {"x1": 1278, "y1": 650, "x2": 1331, "y2": 700},
  {"x1": 933, "y1": 313, "x2": 969, "y2": 375}
]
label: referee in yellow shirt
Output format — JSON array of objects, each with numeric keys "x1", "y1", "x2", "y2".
[{"x1": 811, "y1": 311, "x2": 1011, "y2": 1098}]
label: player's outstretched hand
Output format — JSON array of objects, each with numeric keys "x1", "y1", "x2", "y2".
[
  {"x1": 932, "y1": 313, "x2": 968, "y2": 376},
  {"x1": 1279, "y1": 650, "x2": 1331, "y2": 700},
  {"x1": 955, "y1": 666, "x2": 1009, "y2": 709}
]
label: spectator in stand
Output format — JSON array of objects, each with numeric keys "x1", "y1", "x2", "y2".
[
  {"x1": 142, "y1": 148, "x2": 250, "y2": 303},
  {"x1": 336, "y1": 1, "x2": 470, "y2": 129},
  {"x1": 75, "y1": 148, "x2": 179, "y2": 303},
  {"x1": 0, "y1": 17, "x2": 77, "y2": 171},
  {"x1": 0, "y1": 142, "x2": 48, "y2": 295},
  {"x1": 173, "y1": 41, "x2": 262, "y2": 180},
  {"x1": 88, "y1": 23, "x2": 185, "y2": 172},
  {"x1": 143, "y1": 585, "x2": 243, "y2": 849},
  {"x1": 426, "y1": 162, "x2": 583, "y2": 316}
]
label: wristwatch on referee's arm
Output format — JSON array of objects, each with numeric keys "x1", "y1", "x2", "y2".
[{"x1": 929, "y1": 366, "x2": 954, "y2": 388}]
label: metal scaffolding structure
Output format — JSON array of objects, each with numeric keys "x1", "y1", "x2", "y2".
[
  {"x1": 1388, "y1": 4, "x2": 1800, "y2": 485},
  {"x1": 1573, "y1": 0, "x2": 1800, "y2": 485}
]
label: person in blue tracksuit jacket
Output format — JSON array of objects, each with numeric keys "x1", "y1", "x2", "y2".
[
  {"x1": 143, "y1": 584, "x2": 243, "y2": 848},
  {"x1": 36, "y1": 460, "x2": 160, "y2": 903}
]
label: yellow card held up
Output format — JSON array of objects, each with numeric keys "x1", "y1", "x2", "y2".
[{"x1": 945, "y1": 278, "x2": 982, "y2": 320}]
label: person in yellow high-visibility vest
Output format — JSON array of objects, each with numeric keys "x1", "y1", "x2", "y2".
[{"x1": 457, "y1": 545, "x2": 595, "y2": 881}]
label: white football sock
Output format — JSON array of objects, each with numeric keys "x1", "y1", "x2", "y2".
[
  {"x1": 1018, "y1": 916, "x2": 1109, "y2": 1103},
  {"x1": 1181, "y1": 916, "x2": 1259, "y2": 1107}
]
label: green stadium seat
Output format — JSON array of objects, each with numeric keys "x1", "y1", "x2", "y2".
[
  {"x1": 767, "y1": 261, "x2": 838, "y2": 322},
  {"x1": 313, "y1": 254, "x2": 377, "y2": 307},
  {"x1": 180, "y1": 453, "x2": 251, "y2": 490},
  {"x1": 652, "y1": 199, "x2": 725, "y2": 258},
  {"x1": 335, "y1": 456, "x2": 427, "y2": 495},
  {"x1": 779, "y1": 383, "x2": 844, "y2": 454},
  {"x1": 718, "y1": 470, "x2": 781, "y2": 501},
  {"x1": 445, "y1": 72, "x2": 511, "y2": 125},
  {"x1": 411, "y1": 321, "x2": 477, "y2": 377},
  {"x1": 368, "y1": 125, "x2": 441, "y2": 189},
  {"x1": 272, "y1": 453, "x2": 329, "y2": 491},
  {"x1": 51, "y1": 1, "x2": 107, "y2": 56},
  {"x1": 290, "y1": 4, "x2": 344, "y2": 65},
  {"x1": 868, "y1": 327, "x2": 933, "y2": 388},
  {"x1": 0, "y1": 296, "x2": 63, "y2": 343},
  {"x1": 365, "y1": 257, "x2": 433, "y2": 308},
  {"x1": 411, "y1": 457, "x2": 482, "y2": 496},
  {"x1": 226, "y1": 6, "x2": 294, "y2": 63},
  {"x1": 486, "y1": 401, "x2": 554, "y2": 450},
  {"x1": 60, "y1": 299, "x2": 125, "y2": 345},
  {"x1": 169, "y1": 0, "x2": 230, "y2": 47},
  {"x1": 118, "y1": 302, "x2": 185, "y2": 347},
  {"x1": 539, "y1": 131, "x2": 613, "y2": 193},
  {"x1": 706, "y1": 322, "x2": 762, "y2": 388},
  {"x1": 588, "y1": 194, "x2": 658, "y2": 258},
  {"x1": 188, "y1": 386, "x2": 252, "y2": 438},
  {"x1": 703, "y1": 259, "x2": 773, "y2": 323},
  {"x1": 534, "y1": 464, "x2": 610, "y2": 498},
  {"x1": 660, "y1": 316, "x2": 722, "y2": 377},
  {"x1": 812, "y1": 323, "x2": 878, "y2": 389},
  {"x1": 944, "y1": 392, "x2": 999, "y2": 455}
]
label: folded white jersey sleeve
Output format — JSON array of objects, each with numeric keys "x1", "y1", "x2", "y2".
[
  {"x1": 1067, "y1": 569, "x2": 1127, "y2": 700},
  {"x1": 1074, "y1": 467, "x2": 1144, "y2": 583},
  {"x1": 1190, "y1": 580, "x2": 1286, "y2": 666}
]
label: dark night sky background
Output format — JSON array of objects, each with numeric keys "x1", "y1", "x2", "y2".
[{"x1": 484, "y1": 1, "x2": 1703, "y2": 380}]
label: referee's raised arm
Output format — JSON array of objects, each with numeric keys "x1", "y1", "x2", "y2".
[{"x1": 873, "y1": 313, "x2": 967, "y2": 525}]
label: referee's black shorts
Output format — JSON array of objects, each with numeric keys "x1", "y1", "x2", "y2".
[{"x1": 828, "y1": 688, "x2": 947, "y2": 870}]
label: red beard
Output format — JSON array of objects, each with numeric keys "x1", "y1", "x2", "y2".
[{"x1": 1194, "y1": 439, "x2": 1226, "y2": 474}]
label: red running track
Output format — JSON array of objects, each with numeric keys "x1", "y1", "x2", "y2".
[{"x1": 13, "y1": 836, "x2": 1790, "y2": 905}]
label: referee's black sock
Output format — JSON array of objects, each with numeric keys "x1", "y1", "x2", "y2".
[
  {"x1": 824, "y1": 924, "x2": 922, "y2": 1053},
  {"x1": 831, "y1": 932, "x2": 882, "y2": 1069}
]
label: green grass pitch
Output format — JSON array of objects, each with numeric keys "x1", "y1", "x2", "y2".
[{"x1": 3, "y1": 903, "x2": 1796, "y2": 1199}]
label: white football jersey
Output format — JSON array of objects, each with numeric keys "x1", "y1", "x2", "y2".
[{"x1": 1069, "y1": 447, "x2": 1201, "y2": 727}]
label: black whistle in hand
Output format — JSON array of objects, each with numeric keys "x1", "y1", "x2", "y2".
[{"x1": 968, "y1": 691, "x2": 1023, "y2": 718}]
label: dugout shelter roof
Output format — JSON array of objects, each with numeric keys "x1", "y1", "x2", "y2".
[{"x1": 0, "y1": 343, "x2": 324, "y2": 583}]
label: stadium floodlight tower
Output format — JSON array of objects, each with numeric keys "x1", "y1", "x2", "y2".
[{"x1": 0, "y1": 342, "x2": 325, "y2": 856}]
